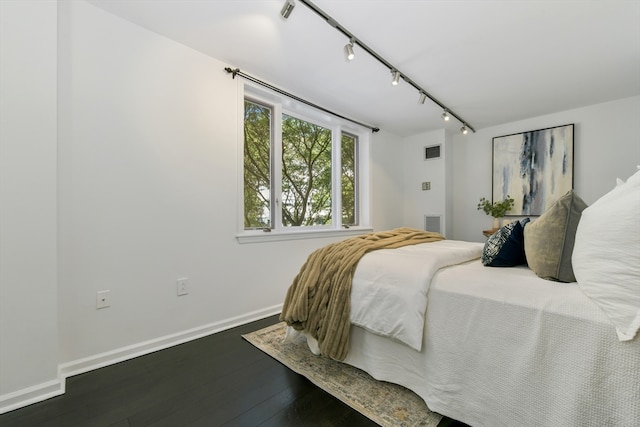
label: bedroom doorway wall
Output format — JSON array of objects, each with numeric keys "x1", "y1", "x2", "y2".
[{"x1": 402, "y1": 129, "x2": 454, "y2": 238}]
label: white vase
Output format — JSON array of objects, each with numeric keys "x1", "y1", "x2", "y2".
[{"x1": 492, "y1": 218, "x2": 501, "y2": 229}]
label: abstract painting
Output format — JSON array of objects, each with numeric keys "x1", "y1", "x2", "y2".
[{"x1": 492, "y1": 124, "x2": 574, "y2": 216}]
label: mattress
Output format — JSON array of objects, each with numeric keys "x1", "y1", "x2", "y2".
[{"x1": 342, "y1": 259, "x2": 640, "y2": 427}]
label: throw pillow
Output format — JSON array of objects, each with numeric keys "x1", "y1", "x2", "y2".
[
  {"x1": 482, "y1": 218, "x2": 531, "y2": 267},
  {"x1": 524, "y1": 190, "x2": 587, "y2": 282}
]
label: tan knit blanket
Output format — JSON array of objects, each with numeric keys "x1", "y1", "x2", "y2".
[{"x1": 280, "y1": 227, "x2": 445, "y2": 360}]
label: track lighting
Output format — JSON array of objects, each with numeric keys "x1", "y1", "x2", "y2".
[
  {"x1": 280, "y1": 0, "x2": 295, "y2": 19},
  {"x1": 276, "y1": 0, "x2": 476, "y2": 133},
  {"x1": 344, "y1": 40, "x2": 355, "y2": 61},
  {"x1": 391, "y1": 70, "x2": 401, "y2": 86}
]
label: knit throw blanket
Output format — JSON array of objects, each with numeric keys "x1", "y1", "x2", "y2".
[{"x1": 280, "y1": 227, "x2": 445, "y2": 361}]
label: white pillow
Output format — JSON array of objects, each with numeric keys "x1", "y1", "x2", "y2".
[
  {"x1": 591, "y1": 169, "x2": 639, "y2": 208},
  {"x1": 573, "y1": 173, "x2": 640, "y2": 341},
  {"x1": 627, "y1": 165, "x2": 640, "y2": 186}
]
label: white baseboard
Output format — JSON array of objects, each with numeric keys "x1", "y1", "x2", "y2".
[
  {"x1": 59, "y1": 304, "x2": 282, "y2": 378},
  {"x1": 0, "y1": 305, "x2": 281, "y2": 415},
  {"x1": 0, "y1": 378, "x2": 64, "y2": 415}
]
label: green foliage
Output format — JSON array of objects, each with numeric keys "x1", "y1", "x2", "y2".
[
  {"x1": 244, "y1": 102, "x2": 358, "y2": 229},
  {"x1": 341, "y1": 134, "x2": 356, "y2": 225},
  {"x1": 281, "y1": 114, "x2": 332, "y2": 226},
  {"x1": 477, "y1": 195, "x2": 514, "y2": 218},
  {"x1": 244, "y1": 101, "x2": 271, "y2": 228}
]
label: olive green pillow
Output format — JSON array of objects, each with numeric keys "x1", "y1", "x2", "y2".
[{"x1": 524, "y1": 190, "x2": 588, "y2": 282}]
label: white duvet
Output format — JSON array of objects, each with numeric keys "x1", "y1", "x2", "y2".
[
  {"x1": 349, "y1": 240, "x2": 483, "y2": 351},
  {"x1": 343, "y1": 260, "x2": 640, "y2": 427}
]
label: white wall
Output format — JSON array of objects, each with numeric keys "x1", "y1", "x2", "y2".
[
  {"x1": 402, "y1": 129, "x2": 455, "y2": 237},
  {"x1": 0, "y1": 0, "x2": 61, "y2": 407},
  {"x1": 371, "y1": 130, "x2": 406, "y2": 230},
  {"x1": 56, "y1": 0, "x2": 403, "y2": 365},
  {"x1": 0, "y1": 0, "x2": 405, "y2": 410},
  {"x1": 451, "y1": 96, "x2": 640, "y2": 242}
]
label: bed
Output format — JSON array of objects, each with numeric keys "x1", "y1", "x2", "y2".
[
  {"x1": 345, "y1": 255, "x2": 639, "y2": 427},
  {"x1": 281, "y1": 171, "x2": 640, "y2": 427}
]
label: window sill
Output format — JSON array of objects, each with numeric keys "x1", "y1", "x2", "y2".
[{"x1": 236, "y1": 227, "x2": 373, "y2": 244}]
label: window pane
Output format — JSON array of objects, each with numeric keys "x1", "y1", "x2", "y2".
[
  {"x1": 281, "y1": 114, "x2": 332, "y2": 226},
  {"x1": 244, "y1": 100, "x2": 271, "y2": 229},
  {"x1": 341, "y1": 133, "x2": 358, "y2": 225}
]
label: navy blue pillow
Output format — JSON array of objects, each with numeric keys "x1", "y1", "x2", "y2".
[{"x1": 482, "y1": 218, "x2": 531, "y2": 267}]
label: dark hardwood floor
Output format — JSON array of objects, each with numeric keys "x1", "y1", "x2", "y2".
[{"x1": 0, "y1": 315, "x2": 469, "y2": 426}]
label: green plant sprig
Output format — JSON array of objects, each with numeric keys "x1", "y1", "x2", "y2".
[{"x1": 477, "y1": 196, "x2": 515, "y2": 218}]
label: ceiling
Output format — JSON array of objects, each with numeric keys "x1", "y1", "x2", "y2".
[{"x1": 87, "y1": 0, "x2": 640, "y2": 137}]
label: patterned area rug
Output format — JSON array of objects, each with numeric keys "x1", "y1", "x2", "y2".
[{"x1": 243, "y1": 322, "x2": 442, "y2": 427}]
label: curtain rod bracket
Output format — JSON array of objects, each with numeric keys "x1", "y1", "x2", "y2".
[{"x1": 224, "y1": 67, "x2": 240, "y2": 79}]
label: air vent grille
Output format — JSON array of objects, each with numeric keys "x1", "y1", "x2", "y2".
[
  {"x1": 424, "y1": 215, "x2": 441, "y2": 234},
  {"x1": 424, "y1": 145, "x2": 441, "y2": 160}
]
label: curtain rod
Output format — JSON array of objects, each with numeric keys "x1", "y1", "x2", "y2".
[
  {"x1": 298, "y1": 0, "x2": 476, "y2": 133},
  {"x1": 225, "y1": 67, "x2": 380, "y2": 133}
]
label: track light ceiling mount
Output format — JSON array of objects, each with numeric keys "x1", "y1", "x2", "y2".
[{"x1": 280, "y1": 0, "x2": 295, "y2": 19}]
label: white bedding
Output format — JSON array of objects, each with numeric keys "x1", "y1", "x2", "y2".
[
  {"x1": 350, "y1": 240, "x2": 483, "y2": 351},
  {"x1": 343, "y1": 259, "x2": 640, "y2": 427}
]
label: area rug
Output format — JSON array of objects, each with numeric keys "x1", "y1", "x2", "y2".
[{"x1": 243, "y1": 322, "x2": 442, "y2": 427}]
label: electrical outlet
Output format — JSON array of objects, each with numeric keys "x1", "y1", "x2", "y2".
[
  {"x1": 177, "y1": 278, "x2": 189, "y2": 296},
  {"x1": 96, "y1": 290, "x2": 110, "y2": 309},
  {"x1": 421, "y1": 181, "x2": 431, "y2": 190}
]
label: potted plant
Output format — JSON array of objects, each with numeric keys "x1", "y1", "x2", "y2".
[{"x1": 477, "y1": 195, "x2": 515, "y2": 228}]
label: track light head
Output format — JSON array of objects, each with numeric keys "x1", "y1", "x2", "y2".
[
  {"x1": 441, "y1": 110, "x2": 450, "y2": 121},
  {"x1": 280, "y1": 0, "x2": 295, "y2": 19},
  {"x1": 418, "y1": 92, "x2": 427, "y2": 104},
  {"x1": 391, "y1": 70, "x2": 401, "y2": 86},
  {"x1": 344, "y1": 41, "x2": 355, "y2": 61},
  {"x1": 460, "y1": 124, "x2": 469, "y2": 135}
]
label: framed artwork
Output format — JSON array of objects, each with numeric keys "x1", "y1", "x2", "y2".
[{"x1": 492, "y1": 124, "x2": 574, "y2": 216}]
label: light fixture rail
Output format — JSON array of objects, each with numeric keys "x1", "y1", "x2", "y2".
[
  {"x1": 225, "y1": 67, "x2": 380, "y2": 133},
  {"x1": 294, "y1": 0, "x2": 476, "y2": 133}
]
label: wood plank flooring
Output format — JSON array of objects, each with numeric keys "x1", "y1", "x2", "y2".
[{"x1": 0, "y1": 315, "x2": 469, "y2": 426}]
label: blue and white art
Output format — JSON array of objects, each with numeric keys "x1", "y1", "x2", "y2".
[{"x1": 492, "y1": 124, "x2": 574, "y2": 216}]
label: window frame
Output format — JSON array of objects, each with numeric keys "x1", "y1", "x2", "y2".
[{"x1": 237, "y1": 83, "x2": 371, "y2": 243}]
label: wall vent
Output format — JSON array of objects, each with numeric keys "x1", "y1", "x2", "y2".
[
  {"x1": 424, "y1": 215, "x2": 442, "y2": 234},
  {"x1": 424, "y1": 144, "x2": 441, "y2": 160}
]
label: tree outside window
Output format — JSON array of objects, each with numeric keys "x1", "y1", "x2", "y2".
[
  {"x1": 341, "y1": 133, "x2": 357, "y2": 226},
  {"x1": 282, "y1": 114, "x2": 332, "y2": 226},
  {"x1": 243, "y1": 100, "x2": 271, "y2": 229},
  {"x1": 243, "y1": 99, "x2": 359, "y2": 230}
]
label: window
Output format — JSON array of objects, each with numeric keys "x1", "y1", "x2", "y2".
[
  {"x1": 243, "y1": 100, "x2": 272, "y2": 229},
  {"x1": 240, "y1": 85, "x2": 369, "y2": 241},
  {"x1": 281, "y1": 113, "x2": 334, "y2": 226},
  {"x1": 341, "y1": 133, "x2": 358, "y2": 226}
]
